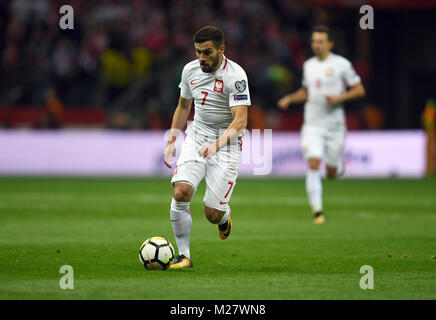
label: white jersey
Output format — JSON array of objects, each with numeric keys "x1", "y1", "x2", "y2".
[
  {"x1": 302, "y1": 53, "x2": 361, "y2": 128},
  {"x1": 179, "y1": 55, "x2": 251, "y2": 144}
]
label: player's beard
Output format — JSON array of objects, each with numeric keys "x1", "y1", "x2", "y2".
[
  {"x1": 313, "y1": 47, "x2": 329, "y2": 60},
  {"x1": 200, "y1": 53, "x2": 220, "y2": 73}
]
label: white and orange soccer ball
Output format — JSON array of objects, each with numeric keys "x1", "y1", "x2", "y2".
[{"x1": 139, "y1": 236, "x2": 175, "y2": 270}]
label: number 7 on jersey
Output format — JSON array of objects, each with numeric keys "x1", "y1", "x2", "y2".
[{"x1": 201, "y1": 91, "x2": 208, "y2": 105}]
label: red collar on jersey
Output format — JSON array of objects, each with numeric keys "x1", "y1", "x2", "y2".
[{"x1": 222, "y1": 57, "x2": 228, "y2": 70}]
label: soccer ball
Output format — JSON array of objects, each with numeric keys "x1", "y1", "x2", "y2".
[{"x1": 139, "y1": 236, "x2": 175, "y2": 270}]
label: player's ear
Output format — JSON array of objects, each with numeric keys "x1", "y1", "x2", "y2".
[
  {"x1": 329, "y1": 41, "x2": 334, "y2": 50},
  {"x1": 218, "y1": 44, "x2": 225, "y2": 55}
]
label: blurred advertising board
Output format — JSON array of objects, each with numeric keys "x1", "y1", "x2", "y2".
[{"x1": 0, "y1": 130, "x2": 425, "y2": 177}]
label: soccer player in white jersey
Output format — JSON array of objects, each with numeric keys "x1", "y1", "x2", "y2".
[
  {"x1": 163, "y1": 26, "x2": 250, "y2": 268},
  {"x1": 278, "y1": 25, "x2": 365, "y2": 224}
]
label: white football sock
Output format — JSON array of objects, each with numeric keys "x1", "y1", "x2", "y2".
[
  {"x1": 306, "y1": 169, "x2": 323, "y2": 213},
  {"x1": 170, "y1": 198, "x2": 192, "y2": 259},
  {"x1": 336, "y1": 158, "x2": 345, "y2": 177},
  {"x1": 218, "y1": 205, "x2": 231, "y2": 226}
]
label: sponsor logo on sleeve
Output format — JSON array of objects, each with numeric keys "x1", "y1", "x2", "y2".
[{"x1": 234, "y1": 94, "x2": 248, "y2": 101}]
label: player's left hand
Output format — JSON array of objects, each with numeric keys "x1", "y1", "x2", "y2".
[
  {"x1": 198, "y1": 143, "x2": 218, "y2": 159},
  {"x1": 325, "y1": 95, "x2": 344, "y2": 105}
]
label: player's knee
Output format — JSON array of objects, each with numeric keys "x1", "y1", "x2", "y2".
[
  {"x1": 204, "y1": 206, "x2": 224, "y2": 224},
  {"x1": 327, "y1": 172, "x2": 337, "y2": 179},
  {"x1": 173, "y1": 184, "x2": 193, "y2": 202},
  {"x1": 308, "y1": 158, "x2": 321, "y2": 170},
  {"x1": 326, "y1": 167, "x2": 337, "y2": 179},
  {"x1": 173, "y1": 190, "x2": 191, "y2": 202}
]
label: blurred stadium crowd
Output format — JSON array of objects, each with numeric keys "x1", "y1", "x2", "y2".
[{"x1": 0, "y1": 0, "x2": 380, "y2": 130}]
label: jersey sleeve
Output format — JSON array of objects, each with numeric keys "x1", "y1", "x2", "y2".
[
  {"x1": 178, "y1": 65, "x2": 193, "y2": 99},
  {"x1": 301, "y1": 63, "x2": 308, "y2": 88},
  {"x1": 342, "y1": 59, "x2": 361, "y2": 87},
  {"x1": 228, "y1": 68, "x2": 251, "y2": 107}
]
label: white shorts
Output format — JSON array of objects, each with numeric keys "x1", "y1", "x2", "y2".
[
  {"x1": 171, "y1": 135, "x2": 241, "y2": 211},
  {"x1": 301, "y1": 124, "x2": 346, "y2": 168}
]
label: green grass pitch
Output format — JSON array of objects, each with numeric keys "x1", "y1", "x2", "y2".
[{"x1": 0, "y1": 177, "x2": 435, "y2": 299}]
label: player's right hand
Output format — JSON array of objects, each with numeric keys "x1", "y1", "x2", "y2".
[
  {"x1": 277, "y1": 96, "x2": 291, "y2": 110},
  {"x1": 163, "y1": 143, "x2": 176, "y2": 168}
]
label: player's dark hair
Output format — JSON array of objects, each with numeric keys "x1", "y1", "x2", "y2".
[
  {"x1": 193, "y1": 26, "x2": 225, "y2": 49},
  {"x1": 311, "y1": 25, "x2": 333, "y2": 42}
]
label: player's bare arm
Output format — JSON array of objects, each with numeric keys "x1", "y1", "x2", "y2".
[
  {"x1": 197, "y1": 105, "x2": 248, "y2": 158},
  {"x1": 277, "y1": 87, "x2": 308, "y2": 110},
  {"x1": 325, "y1": 82, "x2": 366, "y2": 105},
  {"x1": 163, "y1": 96, "x2": 193, "y2": 168}
]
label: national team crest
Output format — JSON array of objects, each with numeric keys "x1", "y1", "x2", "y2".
[
  {"x1": 325, "y1": 67, "x2": 335, "y2": 77},
  {"x1": 214, "y1": 79, "x2": 224, "y2": 93}
]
